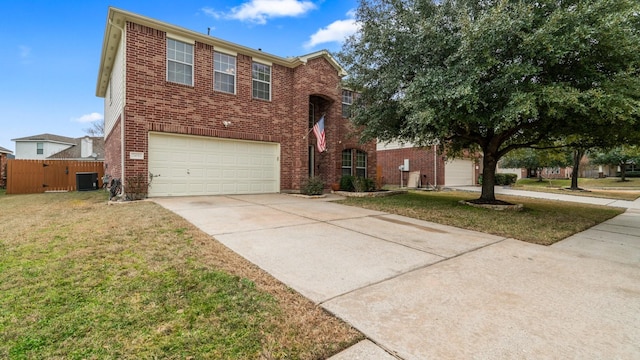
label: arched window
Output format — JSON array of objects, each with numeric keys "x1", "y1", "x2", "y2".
[{"x1": 342, "y1": 149, "x2": 367, "y2": 177}]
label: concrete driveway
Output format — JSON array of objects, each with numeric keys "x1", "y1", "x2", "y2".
[{"x1": 154, "y1": 194, "x2": 640, "y2": 359}]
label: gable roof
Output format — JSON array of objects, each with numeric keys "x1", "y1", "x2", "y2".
[
  {"x1": 47, "y1": 137, "x2": 105, "y2": 160},
  {"x1": 11, "y1": 133, "x2": 77, "y2": 145},
  {"x1": 296, "y1": 50, "x2": 348, "y2": 77},
  {"x1": 0, "y1": 145, "x2": 12, "y2": 154},
  {"x1": 96, "y1": 7, "x2": 347, "y2": 97}
]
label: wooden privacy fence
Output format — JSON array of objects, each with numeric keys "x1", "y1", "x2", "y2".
[{"x1": 6, "y1": 160, "x2": 104, "y2": 194}]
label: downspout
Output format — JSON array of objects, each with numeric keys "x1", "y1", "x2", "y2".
[{"x1": 109, "y1": 18, "x2": 126, "y2": 195}]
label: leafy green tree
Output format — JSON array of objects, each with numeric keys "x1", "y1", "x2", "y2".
[
  {"x1": 339, "y1": 0, "x2": 640, "y2": 202},
  {"x1": 501, "y1": 148, "x2": 571, "y2": 182},
  {"x1": 590, "y1": 146, "x2": 640, "y2": 181}
]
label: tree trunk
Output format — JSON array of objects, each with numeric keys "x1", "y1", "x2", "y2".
[
  {"x1": 569, "y1": 149, "x2": 584, "y2": 190},
  {"x1": 479, "y1": 154, "x2": 498, "y2": 202},
  {"x1": 537, "y1": 167, "x2": 543, "y2": 182},
  {"x1": 620, "y1": 162, "x2": 627, "y2": 181}
]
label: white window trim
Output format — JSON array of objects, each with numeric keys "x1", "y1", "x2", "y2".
[
  {"x1": 252, "y1": 62, "x2": 271, "y2": 101},
  {"x1": 214, "y1": 52, "x2": 236, "y2": 94},
  {"x1": 166, "y1": 38, "x2": 194, "y2": 86},
  {"x1": 214, "y1": 46, "x2": 237, "y2": 57},
  {"x1": 166, "y1": 33, "x2": 195, "y2": 45}
]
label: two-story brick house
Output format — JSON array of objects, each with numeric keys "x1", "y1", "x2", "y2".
[{"x1": 96, "y1": 7, "x2": 375, "y2": 197}]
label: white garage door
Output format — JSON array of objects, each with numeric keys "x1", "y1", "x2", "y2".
[
  {"x1": 148, "y1": 133, "x2": 280, "y2": 197},
  {"x1": 445, "y1": 159, "x2": 474, "y2": 186}
]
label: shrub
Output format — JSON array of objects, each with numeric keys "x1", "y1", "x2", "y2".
[
  {"x1": 616, "y1": 171, "x2": 640, "y2": 178},
  {"x1": 339, "y1": 175, "x2": 355, "y2": 192},
  {"x1": 496, "y1": 173, "x2": 518, "y2": 185},
  {"x1": 478, "y1": 173, "x2": 517, "y2": 186},
  {"x1": 353, "y1": 177, "x2": 376, "y2": 192},
  {"x1": 301, "y1": 176, "x2": 325, "y2": 195}
]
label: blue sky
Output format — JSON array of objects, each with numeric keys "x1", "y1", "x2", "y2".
[{"x1": 0, "y1": 0, "x2": 359, "y2": 153}]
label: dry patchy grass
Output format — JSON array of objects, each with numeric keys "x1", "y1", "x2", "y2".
[
  {"x1": 0, "y1": 191, "x2": 361, "y2": 359},
  {"x1": 339, "y1": 191, "x2": 623, "y2": 245}
]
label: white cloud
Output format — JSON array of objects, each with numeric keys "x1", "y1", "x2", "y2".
[
  {"x1": 304, "y1": 13, "x2": 360, "y2": 49},
  {"x1": 201, "y1": 7, "x2": 222, "y2": 19},
  {"x1": 204, "y1": 0, "x2": 316, "y2": 25},
  {"x1": 73, "y1": 112, "x2": 104, "y2": 123}
]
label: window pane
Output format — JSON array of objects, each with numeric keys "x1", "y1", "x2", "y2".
[
  {"x1": 342, "y1": 103, "x2": 351, "y2": 118},
  {"x1": 342, "y1": 149, "x2": 353, "y2": 175},
  {"x1": 167, "y1": 39, "x2": 193, "y2": 85},
  {"x1": 342, "y1": 90, "x2": 353, "y2": 118},
  {"x1": 252, "y1": 62, "x2": 271, "y2": 100},
  {"x1": 356, "y1": 151, "x2": 366, "y2": 178},
  {"x1": 214, "y1": 53, "x2": 236, "y2": 93},
  {"x1": 215, "y1": 72, "x2": 235, "y2": 93},
  {"x1": 356, "y1": 151, "x2": 366, "y2": 167},
  {"x1": 252, "y1": 81, "x2": 270, "y2": 100},
  {"x1": 342, "y1": 90, "x2": 353, "y2": 104}
]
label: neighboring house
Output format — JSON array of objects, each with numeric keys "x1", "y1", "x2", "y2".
[
  {"x1": 11, "y1": 134, "x2": 105, "y2": 161},
  {"x1": 0, "y1": 145, "x2": 13, "y2": 188},
  {"x1": 496, "y1": 166, "x2": 573, "y2": 180},
  {"x1": 95, "y1": 7, "x2": 375, "y2": 197},
  {"x1": 377, "y1": 141, "x2": 481, "y2": 188}
]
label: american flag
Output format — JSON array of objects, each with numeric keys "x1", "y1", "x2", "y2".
[{"x1": 312, "y1": 115, "x2": 327, "y2": 152}]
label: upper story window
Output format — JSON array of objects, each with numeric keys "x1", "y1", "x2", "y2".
[
  {"x1": 252, "y1": 62, "x2": 271, "y2": 101},
  {"x1": 36, "y1": 142, "x2": 43, "y2": 155},
  {"x1": 342, "y1": 90, "x2": 354, "y2": 118},
  {"x1": 214, "y1": 52, "x2": 236, "y2": 94},
  {"x1": 167, "y1": 38, "x2": 193, "y2": 86},
  {"x1": 309, "y1": 103, "x2": 315, "y2": 129}
]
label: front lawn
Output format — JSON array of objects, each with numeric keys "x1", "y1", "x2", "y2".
[
  {"x1": 0, "y1": 191, "x2": 361, "y2": 359},
  {"x1": 338, "y1": 191, "x2": 623, "y2": 245},
  {"x1": 513, "y1": 178, "x2": 640, "y2": 201}
]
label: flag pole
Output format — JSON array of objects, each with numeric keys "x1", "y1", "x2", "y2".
[{"x1": 303, "y1": 127, "x2": 314, "y2": 139}]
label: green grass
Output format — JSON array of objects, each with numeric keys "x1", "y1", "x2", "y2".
[
  {"x1": 516, "y1": 177, "x2": 640, "y2": 188},
  {"x1": 338, "y1": 191, "x2": 623, "y2": 245},
  {"x1": 513, "y1": 178, "x2": 640, "y2": 201},
  {"x1": 0, "y1": 191, "x2": 361, "y2": 359}
]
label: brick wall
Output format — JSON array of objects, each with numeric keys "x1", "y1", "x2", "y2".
[
  {"x1": 377, "y1": 147, "x2": 445, "y2": 188},
  {"x1": 119, "y1": 21, "x2": 375, "y2": 192},
  {"x1": 294, "y1": 57, "x2": 377, "y2": 187}
]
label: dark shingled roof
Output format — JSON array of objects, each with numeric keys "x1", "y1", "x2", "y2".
[
  {"x1": 11, "y1": 133, "x2": 77, "y2": 144},
  {"x1": 47, "y1": 137, "x2": 105, "y2": 160},
  {"x1": 0, "y1": 146, "x2": 12, "y2": 154}
]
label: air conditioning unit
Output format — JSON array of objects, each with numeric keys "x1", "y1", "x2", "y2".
[{"x1": 76, "y1": 172, "x2": 99, "y2": 191}]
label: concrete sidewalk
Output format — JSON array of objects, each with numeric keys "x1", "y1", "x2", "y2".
[
  {"x1": 154, "y1": 193, "x2": 640, "y2": 359},
  {"x1": 448, "y1": 185, "x2": 640, "y2": 209}
]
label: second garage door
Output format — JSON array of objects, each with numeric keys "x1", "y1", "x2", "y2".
[
  {"x1": 444, "y1": 159, "x2": 474, "y2": 186},
  {"x1": 148, "y1": 133, "x2": 280, "y2": 197}
]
